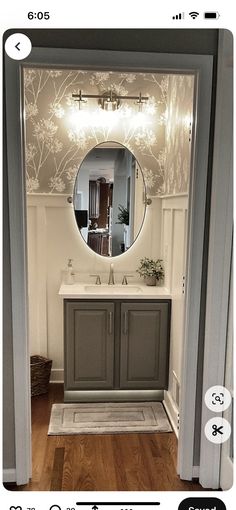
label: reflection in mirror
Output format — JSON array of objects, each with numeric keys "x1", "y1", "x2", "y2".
[{"x1": 73, "y1": 142, "x2": 146, "y2": 257}]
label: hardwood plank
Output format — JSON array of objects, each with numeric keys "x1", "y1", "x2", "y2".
[
  {"x1": 92, "y1": 435, "x2": 118, "y2": 490},
  {"x1": 61, "y1": 437, "x2": 75, "y2": 491},
  {"x1": 73, "y1": 435, "x2": 97, "y2": 490},
  {"x1": 50, "y1": 447, "x2": 65, "y2": 491},
  {"x1": 112, "y1": 434, "x2": 129, "y2": 490},
  {"x1": 4, "y1": 384, "x2": 204, "y2": 492},
  {"x1": 119, "y1": 434, "x2": 152, "y2": 491}
]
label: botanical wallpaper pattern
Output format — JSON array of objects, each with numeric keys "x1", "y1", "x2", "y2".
[
  {"x1": 164, "y1": 74, "x2": 194, "y2": 195},
  {"x1": 23, "y1": 67, "x2": 194, "y2": 196}
]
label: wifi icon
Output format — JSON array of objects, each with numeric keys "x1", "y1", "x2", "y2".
[{"x1": 189, "y1": 11, "x2": 199, "y2": 19}]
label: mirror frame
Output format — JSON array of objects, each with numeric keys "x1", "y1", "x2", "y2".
[{"x1": 73, "y1": 140, "x2": 147, "y2": 258}]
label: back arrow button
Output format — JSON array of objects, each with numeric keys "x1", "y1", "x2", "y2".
[{"x1": 5, "y1": 33, "x2": 32, "y2": 60}]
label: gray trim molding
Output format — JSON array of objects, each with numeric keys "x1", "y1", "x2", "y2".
[
  {"x1": 199, "y1": 30, "x2": 233, "y2": 489},
  {"x1": 3, "y1": 468, "x2": 17, "y2": 484},
  {"x1": 5, "y1": 47, "x2": 213, "y2": 484}
]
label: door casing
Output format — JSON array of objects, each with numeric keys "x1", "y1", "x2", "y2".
[{"x1": 4, "y1": 47, "x2": 213, "y2": 485}]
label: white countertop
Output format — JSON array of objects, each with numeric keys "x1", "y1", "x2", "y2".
[{"x1": 59, "y1": 282, "x2": 171, "y2": 299}]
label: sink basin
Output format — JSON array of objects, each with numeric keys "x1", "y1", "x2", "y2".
[
  {"x1": 59, "y1": 282, "x2": 171, "y2": 299},
  {"x1": 84, "y1": 285, "x2": 143, "y2": 294}
]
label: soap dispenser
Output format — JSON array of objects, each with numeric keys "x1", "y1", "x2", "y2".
[{"x1": 65, "y1": 258, "x2": 75, "y2": 285}]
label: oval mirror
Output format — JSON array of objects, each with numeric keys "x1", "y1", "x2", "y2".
[{"x1": 73, "y1": 141, "x2": 146, "y2": 257}]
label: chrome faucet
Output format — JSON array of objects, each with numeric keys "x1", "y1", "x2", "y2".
[
  {"x1": 122, "y1": 274, "x2": 134, "y2": 285},
  {"x1": 90, "y1": 274, "x2": 101, "y2": 285},
  {"x1": 108, "y1": 263, "x2": 115, "y2": 285}
]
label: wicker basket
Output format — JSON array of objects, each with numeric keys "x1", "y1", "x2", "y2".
[{"x1": 30, "y1": 355, "x2": 52, "y2": 396}]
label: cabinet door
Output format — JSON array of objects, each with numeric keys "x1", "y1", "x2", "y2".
[
  {"x1": 65, "y1": 301, "x2": 114, "y2": 390},
  {"x1": 88, "y1": 232, "x2": 102, "y2": 254},
  {"x1": 101, "y1": 234, "x2": 110, "y2": 256},
  {"x1": 120, "y1": 302, "x2": 170, "y2": 389}
]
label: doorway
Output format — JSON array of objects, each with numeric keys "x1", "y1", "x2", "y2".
[{"x1": 4, "y1": 47, "x2": 213, "y2": 487}]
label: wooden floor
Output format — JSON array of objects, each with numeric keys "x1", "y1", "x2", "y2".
[{"x1": 6, "y1": 384, "x2": 204, "y2": 491}]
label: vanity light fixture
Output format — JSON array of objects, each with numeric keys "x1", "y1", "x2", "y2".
[{"x1": 72, "y1": 90, "x2": 149, "y2": 111}]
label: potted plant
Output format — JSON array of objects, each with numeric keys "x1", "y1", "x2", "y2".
[
  {"x1": 115, "y1": 204, "x2": 129, "y2": 225},
  {"x1": 137, "y1": 257, "x2": 164, "y2": 286}
]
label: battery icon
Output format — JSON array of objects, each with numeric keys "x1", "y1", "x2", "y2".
[{"x1": 204, "y1": 12, "x2": 220, "y2": 19}]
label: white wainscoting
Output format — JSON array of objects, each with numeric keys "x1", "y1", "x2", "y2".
[
  {"x1": 27, "y1": 193, "x2": 185, "y2": 390},
  {"x1": 163, "y1": 390, "x2": 180, "y2": 438},
  {"x1": 27, "y1": 194, "x2": 81, "y2": 379},
  {"x1": 27, "y1": 194, "x2": 162, "y2": 381},
  {"x1": 161, "y1": 195, "x2": 188, "y2": 425}
]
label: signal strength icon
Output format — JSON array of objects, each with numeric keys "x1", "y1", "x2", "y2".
[
  {"x1": 172, "y1": 12, "x2": 184, "y2": 20},
  {"x1": 189, "y1": 11, "x2": 199, "y2": 19}
]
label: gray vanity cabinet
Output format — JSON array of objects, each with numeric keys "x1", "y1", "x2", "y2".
[
  {"x1": 65, "y1": 301, "x2": 114, "y2": 390},
  {"x1": 64, "y1": 299, "x2": 170, "y2": 400},
  {"x1": 120, "y1": 302, "x2": 169, "y2": 389}
]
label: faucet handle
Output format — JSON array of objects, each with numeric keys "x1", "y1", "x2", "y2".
[
  {"x1": 122, "y1": 274, "x2": 134, "y2": 285},
  {"x1": 90, "y1": 274, "x2": 101, "y2": 285}
]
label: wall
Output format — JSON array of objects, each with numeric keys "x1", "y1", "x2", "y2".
[
  {"x1": 26, "y1": 73, "x2": 194, "y2": 384},
  {"x1": 163, "y1": 75, "x2": 194, "y2": 195},
  {"x1": 162, "y1": 74, "x2": 194, "y2": 435},
  {"x1": 24, "y1": 67, "x2": 169, "y2": 375},
  {"x1": 24, "y1": 68, "x2": 167, "y2": 197},
  {"x1": 162, "y1": 196, "x2": 188, "y2": 434}
]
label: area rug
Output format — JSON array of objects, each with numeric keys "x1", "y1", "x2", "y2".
[{"x1": 48, "y1": 402, "x2": 172, "y2": 435}]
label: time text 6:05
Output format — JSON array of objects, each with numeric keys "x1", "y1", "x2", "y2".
[{"x1": 28, "y1": 12, "x2": 50, "y2": 20}]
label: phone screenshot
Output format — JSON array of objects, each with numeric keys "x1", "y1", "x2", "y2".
[{"x1": 1, "y1": 2, "x2": 234, "y2": 510}]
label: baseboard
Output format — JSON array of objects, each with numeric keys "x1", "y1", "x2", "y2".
[
  {"x1": 3, "y1": 468, "x2": 16, "y2": 483},
  {"x1": 64, "y1": 389, "x2": 164, "y2": 403},
  {"x1": 50, "y1": 368, "x2": 64, "y2": 383},
  {"x1": 163, "y1": 390, "x2": 179, "y2": 438}
]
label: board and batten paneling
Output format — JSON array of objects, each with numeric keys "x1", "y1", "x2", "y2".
[
  {"x1": 27, "y1": 194, "x2": 89, "y2": 382},
  {"x1": 27, "y1": 194, "x2": 162, "y2": 381},
  {"x1": 162, "y1": 195, "x2": 188, "y2": 435}
]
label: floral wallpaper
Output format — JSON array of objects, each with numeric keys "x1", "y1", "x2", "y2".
[
  {"x1": 23, "y1": 68, "x2": 168, "y2": 196},
  {"x1": 164, "y1": 74, "x2": 194, "y2": 195},
  {"x1": 23, "y1": 68, "x2": 194, "y2": 196}
]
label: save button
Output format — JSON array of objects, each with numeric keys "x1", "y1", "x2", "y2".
[{"x1": 178, "y1": 498, "x2": 226, "y2": 510}]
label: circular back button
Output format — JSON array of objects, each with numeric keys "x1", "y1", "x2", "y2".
[{"x1": 5, "y1": 33, "x2": 32, "y2": 60}]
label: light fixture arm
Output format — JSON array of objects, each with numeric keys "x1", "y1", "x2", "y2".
[{"x1": 72, "y1": 90, "x2": 149, "y2": 110}]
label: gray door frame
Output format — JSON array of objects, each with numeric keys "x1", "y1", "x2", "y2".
[
  {"x1": 5, "y1": 47, "x2": 213, "y2": 485},
  {"x1": 199, "y1": 30, "x2": 233, "y2": 489}
]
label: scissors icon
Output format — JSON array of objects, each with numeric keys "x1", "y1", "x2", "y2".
[{"x1": 212, "y1": 424, "x2": 224, "y2": 436}]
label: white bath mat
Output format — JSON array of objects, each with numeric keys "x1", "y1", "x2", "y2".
[{"x1": 48, "y1": 401, "x2": 172, "y2": 435}]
